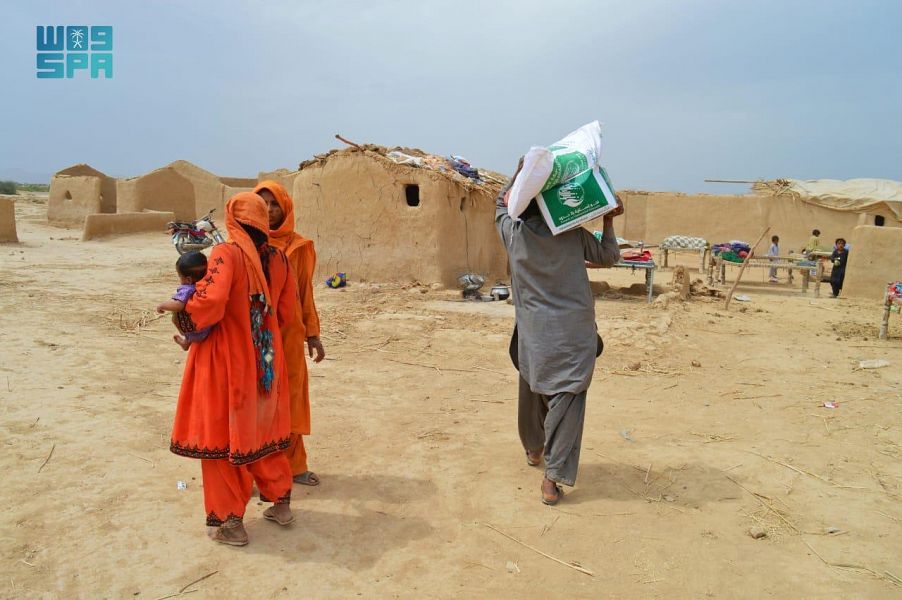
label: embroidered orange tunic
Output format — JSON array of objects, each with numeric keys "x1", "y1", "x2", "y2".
[
  {"x1": 254, "y1": 180, "x2": 321, "y2": 436},
  {"x1": 170, "y1": 237, "x2": 298, "y2": 464}
]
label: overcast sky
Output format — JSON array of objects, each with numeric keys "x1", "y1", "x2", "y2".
[{"x1": 2, "y1": 0, "x2": 900, "y2": 192}]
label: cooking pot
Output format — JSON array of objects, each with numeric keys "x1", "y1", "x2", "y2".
[{"x1": 490, "y1": 284, "x2": 511, "y2": 301}]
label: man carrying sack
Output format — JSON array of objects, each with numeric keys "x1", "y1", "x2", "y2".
[{"x1": 495, "y1": 157, "x2": 622, "y2": 505}]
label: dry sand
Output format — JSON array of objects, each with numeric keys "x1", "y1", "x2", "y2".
[{"x1": 2, "y1": 195, "x2": 901, "y2": 599}]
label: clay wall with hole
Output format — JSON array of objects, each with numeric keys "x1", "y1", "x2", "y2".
[
  {"x1": 47, "y1": 175, "x2": 102, "y2": 225},
  {"x1": 291, "y1": 152, "x2": 507, "y2": 286},
  {"x1": 54, "y1": 164, "x2": 117, "y2": 214}
]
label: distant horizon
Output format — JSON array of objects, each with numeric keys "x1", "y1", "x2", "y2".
[{"x1": 3, "y1": 1, "x2": 900, "y2": 196}]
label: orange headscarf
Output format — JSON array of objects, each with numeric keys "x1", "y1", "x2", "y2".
[
  {"x1": 253, "y1": 180, "x2": 310, "y2": 257},
  {"x1": 225, "y1": 192, "x2": 272, "y2": 309}
]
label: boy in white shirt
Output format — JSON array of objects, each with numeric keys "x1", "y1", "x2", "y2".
[{"x1": 768, "y1": 235, "x2": 780, "y2": 283}]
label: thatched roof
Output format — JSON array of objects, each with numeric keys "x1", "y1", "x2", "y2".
[{"x1": 297, "y1": 139, "x2": 509, "y2": 195}]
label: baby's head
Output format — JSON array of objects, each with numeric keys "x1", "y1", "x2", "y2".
[{"x1": 176, "y1": 251, "x2": 208, "y2": 284}]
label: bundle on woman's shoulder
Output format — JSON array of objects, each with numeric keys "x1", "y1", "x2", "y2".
[{"x1": 507, "y1": 121, "x2": 619, "y2": 235}]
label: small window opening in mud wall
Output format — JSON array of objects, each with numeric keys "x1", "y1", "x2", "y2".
[
  {"x1": 875, "y1": 215, "x2": 885, "y2": 227},
  {"x1": 405, "y1": 184, "x2": 420, "y2": 207},
  {"x1": 64, "y1": 190, "x2": 72, "y2": 199}
]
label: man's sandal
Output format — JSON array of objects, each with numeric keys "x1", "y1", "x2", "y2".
[{"x1": 542, "y1": 483, "x2": 563, "y2": 506}]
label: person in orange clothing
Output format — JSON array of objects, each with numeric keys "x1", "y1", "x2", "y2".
[
  {"x1": 254, "y1": 180, "x2": 325, "y2": 486},
  {"x1": 170, "y1": 192, "x2": 299, "y2": 546}
]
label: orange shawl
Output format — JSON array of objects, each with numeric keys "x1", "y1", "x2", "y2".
[
  {"x1": 225, "y1": 192, "x2": 273, "y2": 309},
  {"x1": 253, "y1": 180, "x2": 310, "y2": 257}
]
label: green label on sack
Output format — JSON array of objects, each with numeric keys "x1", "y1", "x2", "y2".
[
  {"x1": 537, "y1": 167, "x2": 617, "y2": 234},
  {"x1": 543, "y1": 150, "x2": 590, "y2": 192}
]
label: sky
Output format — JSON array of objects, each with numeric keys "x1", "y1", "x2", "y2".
[{"x1": 1, "y1": 0, "x2": 900, "y2": 193}]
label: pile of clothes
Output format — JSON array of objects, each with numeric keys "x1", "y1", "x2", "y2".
[
  {"x1": 620, "y1": 249, "x2": 653, "y2": 262},
  {"x1": 888, "y1": 282, "x2": 902, "y2": 303},
  {"x1": 711, "y1": 241, "x2": 752, "y2": 264},
  {"x1": 385, "y1": 151, "x2": 481, "y2": 181}
]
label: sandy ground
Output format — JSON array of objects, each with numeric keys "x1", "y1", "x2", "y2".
[{"x1": 2, "y1": 195, "x2": 902, "y2": 599}]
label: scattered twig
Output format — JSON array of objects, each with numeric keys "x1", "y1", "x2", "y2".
[
  {"x1": 128, "y1": 454, "x2": 155, "y2": 467},
  {"x1": 644, "y1": 463, "x2": 652, "y2": 485},
  {"x1": 725, "y1": 474, "x2": 798, "y2": 533},
  {"x1": 178, "y1": 571, "x2": 218, "y2": 594},
  {"x1": 743, "y1": 450, "x2": 869, "y2": 490},
  {"x1": 733, "y1": 394, "x2": 782, "y2": 401},
  {"x1": 803, "y1": 539, "x2": 902, "y2": 587},
  {"x1": 482, "y1": 522, "x2": 593, "y2": 576},
  {"x1": 37, "y1": 443, "x2": 55, "y2": 473},
  {"x1": 848, "y1": 343, "x2": 902, "y2": 349},
  {"x1": 153, "y1": 590, "x2": 198, "y2": 600},
  {"x1": 29, "y1": 417, "x2": 39, "y2": 428},
  {"x1": 690, "y1": 432, "x2": 736, "y2": 443},
  {"x1": 802, "y1": 538, "x2": 841, "y2": 575},
  {"x1": 876, "y1": 510, "x2": 902, "y2": 523},
  {"x1": 416, "y1": 430, "x2": 445, "y2": 439},
  {"x1": 388, "y1": 358, "x2": 442, "y2": 373},
  {"x1": 473, "y1": 365, "x2": 508, "y2": 377},
  {"x1": 541, "y1": 515, "x2": 560, "y2": 536},
  {"x1": 388, "y1": 358, "x2": 490, "y2": 375},
  {"x1": 808, "y1": 303, "x2": 838, "y2": 312},
  {"x1": 550, "y1": 507, "x2": 634, "y2": 517}
]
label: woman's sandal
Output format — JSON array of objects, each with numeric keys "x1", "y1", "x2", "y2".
[
  {"x1": 526, "y1": 449, "x2": 542, "y2": 467},
  {"x1": 211, "y1": 518, "x2": 248, "y2": 546},
  {"x1": 293, "y1": 471, "x2": 320, "y2": 486},
  {"x1": 263, "y1": 505, "x2": 296, "y2": 526},
  {"x1": 542, "y1": 483, "x2": 563, "y2": 506}
]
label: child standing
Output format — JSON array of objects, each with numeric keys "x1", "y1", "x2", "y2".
[
  {"x1": 805, "y1": 229, "x2": 822, "y2": 255},
  {"x1": 156, "y1": 251, "x2": 213, "y2": 350},
  {"x1": 830, "y1": 238, "x2": 849, "y2": 298},
  {"x1": 767, "y1": 235, "x2": 780, "y2": 283}
]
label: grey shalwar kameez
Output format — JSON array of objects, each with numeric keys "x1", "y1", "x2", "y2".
[{"x1": 495, "y1": 187, "x2": 620, "y2": 486}]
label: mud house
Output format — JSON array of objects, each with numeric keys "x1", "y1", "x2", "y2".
[
  {"x1": 117, "y1": 160, "x2": 255, "y2": 220},
  {"x1": 48, "y1": 163, "x2": 118, "y2": 224},
  {"x1": 272, "y1": 145, "x2": 509, "y2": 287}
]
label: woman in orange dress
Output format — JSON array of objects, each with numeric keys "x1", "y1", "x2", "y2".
[
  {"x1": 254, "y1": 180, "x2": 325, "y2": 486},
  {"x1": 170, "y1": 192, "x2": 298, "y2": 546}
]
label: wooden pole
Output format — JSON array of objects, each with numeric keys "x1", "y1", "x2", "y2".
[
  {"x1": 724, "y1": 226, "x2": 771, "y2": 309},
  {"x1": 334, "y1": 134, "x2": 362, "y2": 149}
]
